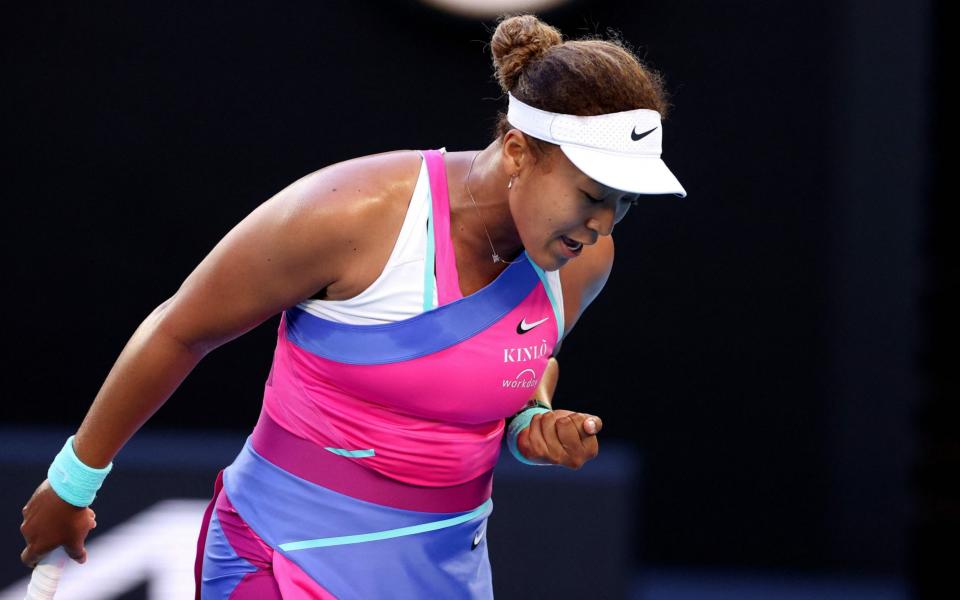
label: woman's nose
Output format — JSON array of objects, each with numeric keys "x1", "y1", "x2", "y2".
[{"x1": 587, "y1": 205, "x2": 616, "y2": 237}]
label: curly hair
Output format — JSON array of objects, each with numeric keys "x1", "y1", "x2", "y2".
[{"x1": 489, "y1": 14, "x2": 671, "y2": 163}]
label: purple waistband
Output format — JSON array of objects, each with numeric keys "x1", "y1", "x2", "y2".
[{"x1": 249, "y1": 410, "x2": 493, "y2": 513}]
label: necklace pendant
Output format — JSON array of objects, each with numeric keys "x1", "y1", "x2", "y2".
[{"x1": 492, "y1": 253, "x2": 501, "y2": 264}]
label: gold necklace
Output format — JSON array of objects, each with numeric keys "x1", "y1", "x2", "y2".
[{"x1": 465, "y1": 151, "x2": 518, "y2": 265}]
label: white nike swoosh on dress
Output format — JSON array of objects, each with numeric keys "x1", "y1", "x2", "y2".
[{"x1": 519, "y1": 317, "x2": 550, "y2": 331}]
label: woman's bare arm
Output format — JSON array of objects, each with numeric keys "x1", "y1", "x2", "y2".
[
  {"x1": 72, "y1": 161, "x2": 389, "y2": 466},
  {"x1": 554, "y1": 234, "x2": 615, "y2": 355},
  {"x1": 20, "y1": 150, "x2": 418, "y2": 566},
  {"x1": 512, "y1": 235, "x2": 613, "y2": 468}
]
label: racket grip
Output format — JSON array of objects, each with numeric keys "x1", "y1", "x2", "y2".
[{"x1": 25, "y1": 547, "x2": 67, "y2": 600}]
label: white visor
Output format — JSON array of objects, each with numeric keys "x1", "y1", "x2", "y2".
[{"x1": 506, "y1": 93, "x2": 686, "y2": 197}]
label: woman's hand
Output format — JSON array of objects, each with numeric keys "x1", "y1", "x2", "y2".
[
  {"x1": 516, "y1": 409, "x2": 602, "y2": 469},
  {"x1": 20, "y1": 480, "x2": 97, "y2": 568}
]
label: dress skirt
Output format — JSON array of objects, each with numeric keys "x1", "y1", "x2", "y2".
[{"x1": 194, "y1": 410, "x2": 495, "y2": 599}]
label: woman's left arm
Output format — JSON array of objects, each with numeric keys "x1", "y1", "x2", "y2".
[{"x1": 514, "y1": 235, "x2": 614, "y2": 468}]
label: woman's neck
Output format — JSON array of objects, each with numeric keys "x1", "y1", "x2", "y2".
[{"x1": 446, "y1": 145, "x2": 524, "y2": 266}]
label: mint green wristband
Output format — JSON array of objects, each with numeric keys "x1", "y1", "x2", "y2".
[
  {"x1": 507, "y1": 406, "x2": 554, "y2": 466},
  {"x1": 47, "y1": 435, "x2": 113, "y2": 507}
]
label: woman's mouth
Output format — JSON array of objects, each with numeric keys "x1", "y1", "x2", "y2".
[{"x1": 560, "y1": 235, "x2": 583, "y2": 257}]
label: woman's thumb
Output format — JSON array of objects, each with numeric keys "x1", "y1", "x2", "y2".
[{"x1": 583, "y1": 415, "x2": 603, "y2": 435}]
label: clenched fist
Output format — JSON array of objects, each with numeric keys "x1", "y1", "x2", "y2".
[{"x1": 515, "y1": 409, "x2": 602, "y2": 469}]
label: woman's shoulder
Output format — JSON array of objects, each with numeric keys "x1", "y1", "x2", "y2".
[
  {"x1": 291, "y1": 149, "x2": 424, "y2": 216},
  {"x1": 283, "y1": 149, "x2": 425, "y2": 253},
  {"x1": 285, "y1": 149, "x2": 427, "y2": 301}
]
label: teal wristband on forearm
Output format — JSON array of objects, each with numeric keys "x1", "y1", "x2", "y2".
[
  {"x1": 507, "y1": 406, "x2": 554, "y2": 466},
  {"x1": 47, "y1": 435, "x2": 113, "y2": 507}
]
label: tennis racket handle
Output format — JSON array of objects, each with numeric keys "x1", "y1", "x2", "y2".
[{"x1": 25, "y1": 547, "x2": 67, "y2": 600}]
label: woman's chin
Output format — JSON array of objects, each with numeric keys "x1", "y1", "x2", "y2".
[{"x1": 528, "y1": 248, "x2": 566, "y2": 272}]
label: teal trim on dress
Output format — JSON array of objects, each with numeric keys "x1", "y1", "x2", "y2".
[
  {"x1": 323, "y1": 447, "x2": 376, "y2": 458},
  {"x1": 422, "y1": 189, "x2": 437, "y2": 312},
  {"x1": 527, "y1": 256, "x2": 565, "y2": 341},
  {"x1": 279, "y1": 498, "x2": 493, "y2": 551}
]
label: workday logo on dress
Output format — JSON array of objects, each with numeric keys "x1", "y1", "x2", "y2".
[{"x1": 502, "y1": 368, "x2": 539, "y2": 390}]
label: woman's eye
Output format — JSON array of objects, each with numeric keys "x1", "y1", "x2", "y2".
[{"x1": 585, "y1": 193, "x2": 604, "y2": 204}]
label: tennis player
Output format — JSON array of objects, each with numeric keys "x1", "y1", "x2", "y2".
[{"x1": 19, "y1": 14, "x2": 685, "y2": 598}]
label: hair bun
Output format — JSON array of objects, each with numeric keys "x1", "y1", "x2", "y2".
[{"x1": 490, "y1": 14, "x2": 563, "y2": 93}]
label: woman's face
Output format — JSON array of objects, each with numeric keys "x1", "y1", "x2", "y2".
[{"x1": 504, "y1": 136, "x2": 638, "y2": 271}]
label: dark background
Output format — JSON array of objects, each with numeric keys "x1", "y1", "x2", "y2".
[{"x1": 3, "y1": 0, "x2": 950, "y2": 597}]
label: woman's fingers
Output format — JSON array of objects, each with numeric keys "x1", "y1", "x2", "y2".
[
  {"x1": 20, "y1": 542, "x2": 45, "y2": 569},
  {"x1": 567, "y1": 414, "x2": 600, "y2": 459},
  {"x1": 522, "y1": 411, "x2": 566, "y2": 464},
  {"x1": 538, "y1": 411, "x2": 569, "y2": 464},
  {"x1": 63, "y1": 541, "x2": 87, "y2": 564},
  {"x1": 556, "y1": 416, "x2": 588, "y2": 468},
  {"x1": 555, "y1": 415, "x2": 580, "y2": 450},
  {"x1": 20, "y1": 482, "x2": 95, "y2": 567},
  {"x1": 519, "y1": 413, "x2": 548, "y2": 462},
  {"x1": 543, "y1": 412, "x2": 596, "y2": 469}
]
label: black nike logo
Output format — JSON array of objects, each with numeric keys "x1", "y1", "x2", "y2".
[
  {"x1": 516, "y1": 317, "x2": 549, "y2": 334},
  {"x1": 631, "y1": 126, "x2": 657, "y2": 141}
]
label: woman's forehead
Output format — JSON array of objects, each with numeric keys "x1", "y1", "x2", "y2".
[{"x1": 586, "y1": 175, "x2": 638, "y2": 198}]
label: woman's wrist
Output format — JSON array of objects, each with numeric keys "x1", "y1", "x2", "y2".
[
  {"x1": 506, "y1": 405, "x2": 554, "y2": 466},
  {"x1": 47, "y1": 435, "x2": 114, "y2": 507}
]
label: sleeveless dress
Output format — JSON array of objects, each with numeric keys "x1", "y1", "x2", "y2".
[{"x1": 194, "y1": 149, "x2": 565, "y2": 599}]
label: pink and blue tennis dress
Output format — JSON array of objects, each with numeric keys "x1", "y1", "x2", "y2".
[{"x1": 193, "y1": 148, "x2": 565, "y2": 598}]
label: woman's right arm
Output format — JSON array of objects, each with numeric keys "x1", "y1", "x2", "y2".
[{"x1": 19, "y1": 151, "x2": 414, "y2": 567}]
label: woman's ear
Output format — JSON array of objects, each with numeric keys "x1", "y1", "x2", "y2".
[{"x1": 501, "y1": 130, "x2": 528, "y2": 175}]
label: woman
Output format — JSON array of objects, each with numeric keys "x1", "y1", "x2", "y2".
[{"x1": 19, "y1": 13, "x2": 685, "y2": 598}]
